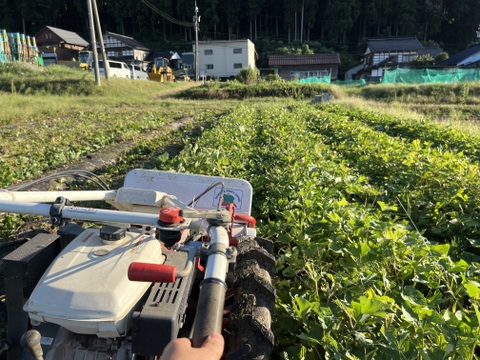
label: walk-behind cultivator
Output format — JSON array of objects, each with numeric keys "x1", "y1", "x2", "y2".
[{"x1": 0, "y1": 169, "x2": 275, "y2": 359}]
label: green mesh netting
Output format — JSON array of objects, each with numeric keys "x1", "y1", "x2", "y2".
[
  {"x1": 382, "y1": 68, "x2": 480, "y2": 84},
  {"x1": 334, "y1": 79, "x2": 367, "y2": 86},
  {"x1": 298, "y1": 73, "x2": 332, "y2": 84}
]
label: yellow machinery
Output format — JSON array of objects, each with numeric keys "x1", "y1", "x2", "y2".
[
  {"x1": 78, "y1": 50, "x2": 93, "y2": 70},
  {"x1": 147, "y1": 57, "x2": 175, "y2": 82},
  {"x1": 173, "y1": 67, "x2": 191, "y2": 81}
]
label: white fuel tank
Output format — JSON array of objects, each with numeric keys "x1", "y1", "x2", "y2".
[{"x1": 23, "y1": 228, "x2": 163, "y2": 338}]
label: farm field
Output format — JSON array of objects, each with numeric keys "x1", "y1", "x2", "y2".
[{"x1": 1, "y1": 66, "x2": 480, "y2": 359}]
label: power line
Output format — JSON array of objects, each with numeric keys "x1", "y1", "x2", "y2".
[
  {"x1": 141, "y1": 0, "x2": 199, "y2": 81},
  {"x1": 141, "y1": 0, "x2": 193, "y2": 28}
]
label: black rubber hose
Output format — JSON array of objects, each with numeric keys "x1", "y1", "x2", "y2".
[{"x1": 191, "y1": 278, "x2": 227, "y2": 347}]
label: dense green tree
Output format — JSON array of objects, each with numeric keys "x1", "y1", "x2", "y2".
[
  {"x1": 282, "y1": 0, "x2": 297, "y2": 42},
  {"x1": 419, "y1": 0, "x2": 445, "y2": 41},
  {"x1": 247, "y1": 0, "x2": 264, "y2": 40},
  {"x1": 202, "y1": 0, "x2": 220, "y2": 39},
  {"x1": 324, "y1": 0, "x2": 360, "y2": 45},
  {"x1": 303, "y1": 0, "x2": 318, "y2": 42},
  {"x1": 223, "y1": 0, "x2": 240, "y2": 39},
  {"x1": 442, "y1": 0, "x2": 480, "y2": 50},
  {"x1": 390, "y1": 0, "x2": 418, "y2": 36},
  {"x1": 1, "y1": 0, "x2": 479, "y2": 58}
]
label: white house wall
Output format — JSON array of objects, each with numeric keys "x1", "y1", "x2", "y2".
[{"x1": 196, "y1": 40, "x2": 256, "y2": 78}]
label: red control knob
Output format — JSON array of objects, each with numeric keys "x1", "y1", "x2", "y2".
[{"x1": 159, "y1": 207, "x2": 184, "y2": 224}]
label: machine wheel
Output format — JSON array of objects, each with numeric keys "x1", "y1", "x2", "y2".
[{"x1": 227, "y1": 236, "x2": 276, "y2": 359}]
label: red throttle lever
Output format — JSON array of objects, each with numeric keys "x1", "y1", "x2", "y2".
[
  {"x1": 128, "y1": 262, "x2": 177, "y2": 283},
  {"x1": 234, "y1": 213, "x2": 256, "y2": 227}
]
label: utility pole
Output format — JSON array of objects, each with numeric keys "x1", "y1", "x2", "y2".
[
  {"x1": 92, "y1": 0, "x2": 109, "y2": 80},
  {"x1": 194, "y1": 1, "x2": 200, "y2": 82},
  {"x1": 87, "y1": 0, "x2": 101, "y2": 85}
]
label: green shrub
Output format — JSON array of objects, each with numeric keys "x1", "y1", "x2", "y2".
[{"x1": 235, "y1": 67, "x2": 260, "y2": 84}]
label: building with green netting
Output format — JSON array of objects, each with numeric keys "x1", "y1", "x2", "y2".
[
  {"x1": 382, "y1": 43, "x2": 480, "y2": 84},
  {"x1": 382, "y1": 68, "x2": 480, "y2": 84}
]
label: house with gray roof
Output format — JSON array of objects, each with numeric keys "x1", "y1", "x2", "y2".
[
  {"x1": 356, "y1": 37, "x2": 424, "y2": 80},
  {"x1": 268, "y1": 53, "x2": 341, "y2": 80},
  {"x1": 102, "y1": 32, "x2": 150, "y2": 63},
  {"x1": 436, "y1": 43, "x2": 480, "y2": 68},
  {"x1": 35, "y1": 26, "x2": 88, "y2": 61}
]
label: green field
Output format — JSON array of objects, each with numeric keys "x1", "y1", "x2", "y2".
[{"x1": 1, "y1": 64, "x2": 480, "y2": 359}]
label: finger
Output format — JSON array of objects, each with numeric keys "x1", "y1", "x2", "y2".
[
  {"x1": 199, "y1": 333, "x2": 225, "y2": 357},
  {"x1": 161, "y1": 337, "x2": 193, "y2": 359}
]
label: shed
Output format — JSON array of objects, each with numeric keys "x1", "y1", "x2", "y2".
[
  {"x1": 35, "y1": 26, "x2": 88, "y2": 61},
  {"x1": 268, "y1": 54, "x2": 341, "y2": 80}
]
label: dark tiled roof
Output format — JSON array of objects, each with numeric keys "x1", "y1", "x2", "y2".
[
  {"x1": 39, "y1": 26, "x2": 88, "y2": 47},
  {"x1": 366, "y1": 37, "x2": 424, "y2": 53},
  {"x1": 268, "y1": 53, "x2": 340, "y2": 66},
  {"x1": 418, "y1": 46, "x2": 443, "y2": 58},
  {"x1": 104, "y1": 32, "x2": 150, "y2": 51},
  {"x1": 437, "y1": 43, "x2": 480, "y2": 66}
]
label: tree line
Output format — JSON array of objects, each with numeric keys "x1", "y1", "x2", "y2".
[{"x1": 1, "y1": 0, "x2": 480, "y2": 58}]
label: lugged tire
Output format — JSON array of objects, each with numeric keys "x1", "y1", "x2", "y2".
[{"x1": 227, "y1": 236, "x2": 276, "y2": 359}]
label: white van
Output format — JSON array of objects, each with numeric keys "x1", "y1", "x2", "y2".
[
  {"x1": 93, "y1": 60, "x2": 131, "y2": 78},
  {"x1": 130, "y1": 64, "x2": 149, "y2": 80}
]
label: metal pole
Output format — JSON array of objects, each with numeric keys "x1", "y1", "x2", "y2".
[
  {"x1": 194, "y1": 1, "x2": 199, "y2": 82},
  {"x1": 87, "y1": 0, "x2": 101, "y2": 85},
  {"x1": 92, "y1": 0, "x2": 109, "y2": 80}
]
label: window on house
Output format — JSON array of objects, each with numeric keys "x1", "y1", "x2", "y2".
[
  {"x1": 206, "y1": 64, "x2": 214, "y2": 70},
  {"x1": 204, "y1": 49, "x2": 213, "y2": 55},
  {"x1": 233, "y1": 63, "x2": 243, "y2": 69},
  {"x1": 233, "y1": 48, "x2": 242, "y2": 54}
]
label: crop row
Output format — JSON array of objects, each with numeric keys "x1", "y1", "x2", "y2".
[
  {"x1": 294, "y1": 104, "x2": 480, "y2": 248},
  {"x1": 317, "y1": 104, "x2": 480, "y2": 162},
  {"x1": 1, "y1": 101, "x2": 478, "y2": 359},
  {"x1": 153, "y1": 103, "x2": 480, "y2": 359},
  {"x1": 0, "y1": 109, "x2": 208, "y2": 188}
]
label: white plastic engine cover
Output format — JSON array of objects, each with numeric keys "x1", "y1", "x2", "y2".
[{"x1": 23, "y1": 229, "x2": 162, "y2": 338}]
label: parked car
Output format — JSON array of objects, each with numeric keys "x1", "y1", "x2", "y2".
[
  {"x1": 130, "y1": 64, "x2": 149, "y2": 80},
  {"x1": 92, "y1": 60, "x2": 131, "y2": 78}
]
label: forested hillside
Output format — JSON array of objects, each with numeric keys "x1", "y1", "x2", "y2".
[{"x1": 1, "y1": 0, "x2": 480, "y2": 59}]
